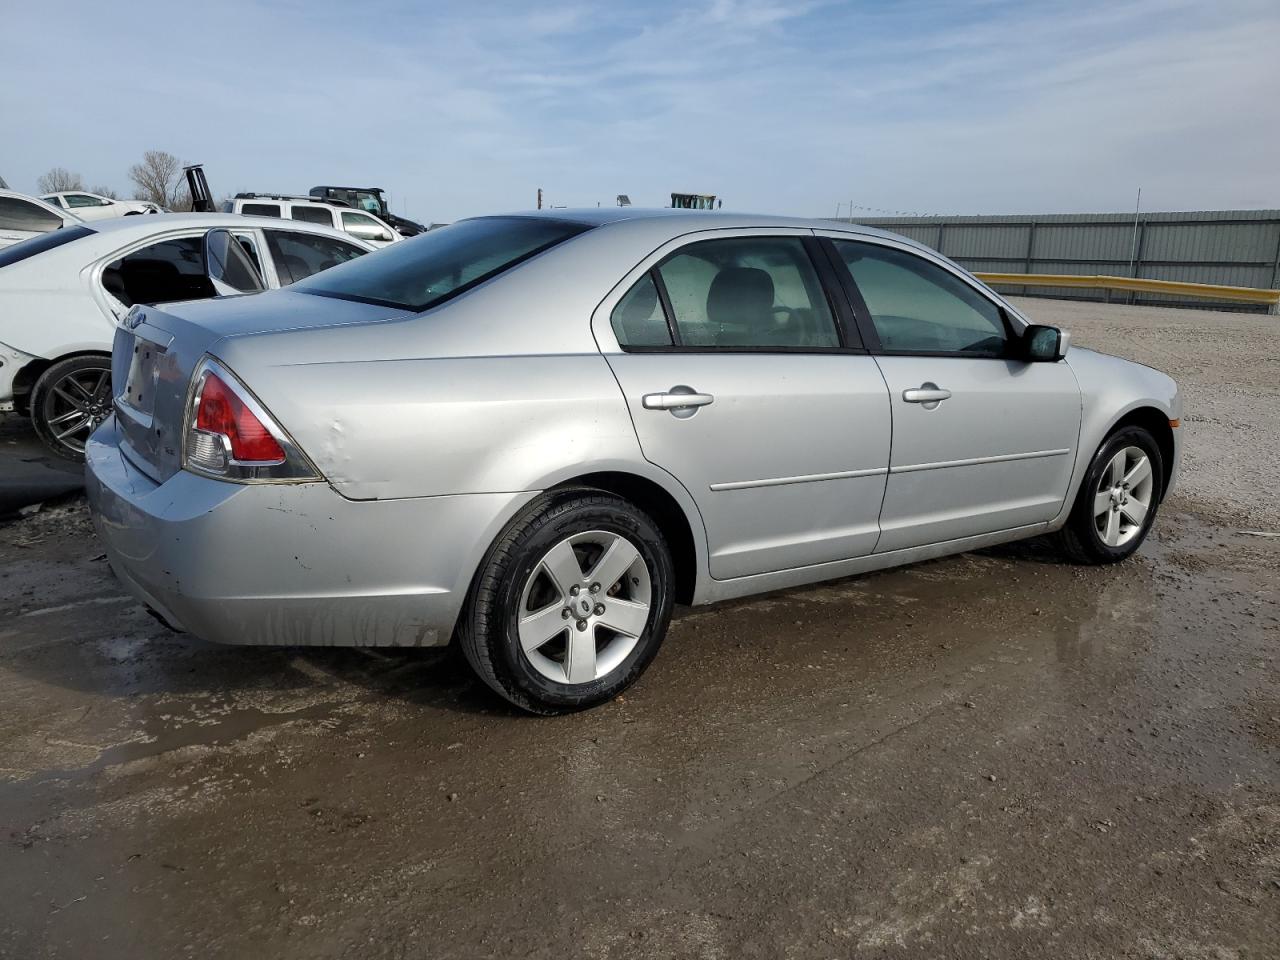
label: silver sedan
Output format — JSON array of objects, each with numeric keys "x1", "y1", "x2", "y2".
[{"x1": 85, "y1": 210, "x2": 1181, "y2": 713}]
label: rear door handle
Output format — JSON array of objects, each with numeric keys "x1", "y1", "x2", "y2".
[
  {"x1": 902, "y1": 383, "x2": 952, "y2": 409},
  {"x1": 642, "y1": 387, "x2": 714, "y2": 416}
]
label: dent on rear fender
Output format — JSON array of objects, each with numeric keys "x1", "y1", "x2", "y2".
[{"x1": 265, "y1": 355, "x2": 642, "y2": 500}]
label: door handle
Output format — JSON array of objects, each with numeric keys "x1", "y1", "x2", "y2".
[
  {"x1": 902, "y1": 383, "x2": 951, "y2": 409},
  {"x1": 642, "y1": 387, "x2": 714, "y2": 416}
]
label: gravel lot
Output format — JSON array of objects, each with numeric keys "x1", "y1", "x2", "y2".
[{"x1": 1, "y1": 297, "x2": 1277, "y2": 959}]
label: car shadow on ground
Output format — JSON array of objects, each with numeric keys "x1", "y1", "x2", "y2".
[{"x1": 0, "y1": 414, "x2": 84, "y2": 516}]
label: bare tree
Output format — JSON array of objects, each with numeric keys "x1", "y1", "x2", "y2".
[
  {"x1": 91, "y1": 185, "x2": 120, "y2": 200},
  {"x1": 128, "y1": 150, "x2": 189, "y2": 210},
  {"x1": 37, "y1": 167, "x2": 85, "y2": 193}
]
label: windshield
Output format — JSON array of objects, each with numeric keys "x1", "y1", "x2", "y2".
[
  {"x1": 0, "y1": 226, "x2": 95, "y2": 269},
  {"x1": 293, "y1": 216, "x2": 591, "y2": 312}
]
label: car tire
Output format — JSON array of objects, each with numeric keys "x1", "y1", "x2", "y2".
[
  {"x1": 30, "y1": 355, "x2": 113, "y2": 461},
  {"x1": 1057, "y1": 425, "x2": 1164, "y2": 564},
  {"x1": 458, "y1": 488, "x2": 675, "y2": 715}
]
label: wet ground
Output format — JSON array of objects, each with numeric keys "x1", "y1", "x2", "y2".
[
  {"x1": 1, "y1": 297, "x2": 1277, "y2": 959},
  {"x1": 0, "y1": 418, "x2": 82, "y2": 518}
]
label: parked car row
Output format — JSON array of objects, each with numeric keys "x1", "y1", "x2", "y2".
[
  {"x1": 221, "y1": 194, "x2": 402, "y2": 246},
  {"x1": 67, "y1": 208, "x2": 1180, "y2": 714}
]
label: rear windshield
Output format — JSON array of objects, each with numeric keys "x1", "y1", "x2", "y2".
[
  {"x1": 293, "y1": 216, "x2": 591, "y2": 311},
  {"x1": 0, "y1": 226, "x2": 95, "y2": 269}
]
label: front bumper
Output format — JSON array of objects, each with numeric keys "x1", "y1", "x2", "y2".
[{"x1": 85, "y1": 416, "x2": 534, "y2": 647}]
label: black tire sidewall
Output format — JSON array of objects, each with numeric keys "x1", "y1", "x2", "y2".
[
  {"x1": 481, "y1": 493, "x2": 674, "y2": 712},
  {"x1": 31, "y1": 355, "x2": 112, "y2": 461},
  {"x1": 1071, "y1": 425, "x2": 1164, "y2": 561}
]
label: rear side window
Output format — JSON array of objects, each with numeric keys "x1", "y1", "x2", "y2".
[
  {"x1": 651, "y1": 236, "x2": 839, "y2": 349},
  {"x1": 265, "y1": 229, "x2": 367, "y2": 285},
  {"x1": 242, "y1": 203, "x2": 281, "y2": 218},
  {"x1": 101, "y1": 236, "x2": 213, "y2": 307},
  {"x1": 294, "y1": 216, "x2": 590, "y2": 311},
  {"x1": 0, "y1": 196, "x2": 63, "y2": 233},
  {"x1": 0, "y1": 225, "x2": 93, "y2": 268},
  {"x1": 610, "y1": 274, "x2": 672, "y2": 347},
  {"x1": 43, "y1": 195, "x2": 65, "y2": 208},
  {"x1": 289, "y1": 205, "x2": 333, "y2": 226}
]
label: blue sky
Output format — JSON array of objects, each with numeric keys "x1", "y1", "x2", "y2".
[{"x1": 3, "y1": 0, "x2": 1277, "y2": 222}]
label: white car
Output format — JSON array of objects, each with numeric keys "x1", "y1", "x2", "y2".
[
  {"x1": 221, "y1": 194, "x2": 402, "y2": 246},
  {"x1": 40, "y1": 191, "x2": 163, "y2": 220},
  {"x1": 0, "y1": 213, "x2": 376, "y2": 458},
  {"x1": 0, "y1": 189, "x2": 82, "y2": 249}
]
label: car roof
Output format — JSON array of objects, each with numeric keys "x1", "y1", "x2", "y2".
[
  {"x1": 0, "y1": 188, "x2": 83, "y2": 217},
  {"x1": 474, "y1": 207, "x2": 912, "y2": 245},
  {"x1": 84, "y1": 211, "x2": 375, "y2": 242}
]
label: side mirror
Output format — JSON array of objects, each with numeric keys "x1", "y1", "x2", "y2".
[
  {"x1": 205, "y1": 228, "x2": 265, "y2": 296},
  {"x1": 1022, "y1": 324, "x2": 1069, "y2": 361}
]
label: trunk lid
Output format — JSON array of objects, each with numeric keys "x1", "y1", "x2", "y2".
[{"x1": 111, "y1": 290, "x2": 412, "y2": 483}]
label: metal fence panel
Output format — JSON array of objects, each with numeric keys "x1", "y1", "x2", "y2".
[{"x1": 843, "y1": 210, "x2": 1280, "y2": 312}]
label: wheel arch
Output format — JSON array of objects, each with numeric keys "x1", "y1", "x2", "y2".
[
  {"x1": 1105, "y1": 405, "x2": 1176, "y2": 501},
  {"x1": 12, "y1": 349, "x2": 111, "y2": 415},
  {"x1": 549, "y1": 470, "x2": 704, "y2": 606}
]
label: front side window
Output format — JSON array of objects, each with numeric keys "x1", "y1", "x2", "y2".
[
  {"x1": 341, "y1": 211, "x2": 393, "y2": 243},
  {"x1": 100, "y1": 236, "x2": 213, "y2": 307},
  {"x1": 242, "y1": 203, "x2": 281, "y2": 218},
  {"x1": 0, "y1": 196, "x2": 63, "y2": 233},
  {"x1": 652, "y1": 236, "x2": 839, "y2": 348},
  {"x1": 289, "y1": 205, "x2": 333, "y2": 226},
  {"x1": 833, "y1": 241, "x2": 1007, "y2": 355},
  {"x1": 294, "y1": 216, "x2": 590, "y2": 311},
  {"x1": 265, "y1": 229, "x2": 367, "y2": 285}
]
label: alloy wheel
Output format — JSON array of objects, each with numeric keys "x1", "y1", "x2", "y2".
[
  {"x1": 1093, "y1": 445, "x2": 1155, "y2": 548},
  {"x1": 40, "y1": 367, "x2": 112, "y2": 455},
  {"x1": 517, "y1": 530, "x2": 652, "y2": 685}
]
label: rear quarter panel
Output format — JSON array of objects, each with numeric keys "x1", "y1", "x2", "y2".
[{"x1": 211, "y1": 222, "x2": 718, "y2": 502}]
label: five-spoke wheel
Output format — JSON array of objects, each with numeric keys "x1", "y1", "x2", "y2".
[
  {"x1": 1092, "y1": 445, "x2": 1155, "y2": 548},
  {"x1": 518, "y1": 531, "x2": 652, "y2": 685},
  {"x1": 1059, "y1": 425, "x2": 1164, "y2": 563},
  {"x1": 459, "y1": 489, "x2": 674, "y2": 714}
]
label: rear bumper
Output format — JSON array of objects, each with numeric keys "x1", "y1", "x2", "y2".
[
  {"x1": 0, "y1": 341, "x2": 40, "y2": 408},
  {"x1": 85, "y1": 416, "x2": 534, "y2": 647}
]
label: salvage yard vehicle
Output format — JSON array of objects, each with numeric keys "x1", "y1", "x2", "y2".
[
  {"x1": 0, "y1": 214, "x2": 375, "y2": 458},
  {"x1": 309, "y1": 185, "x2": 426, "y2": 237},
  {"x1": 85, "y1": 209, "x2": 1181, "y2": 714},
  {"x1": 0, "y1": 188, "x2": 83, "y2": 248},
  {"x1": 40, "y1": 190, "x2": 163, "y2": 219},
  {"x1": 222, "y1": 194, "x2": 403, "y2": 246}
]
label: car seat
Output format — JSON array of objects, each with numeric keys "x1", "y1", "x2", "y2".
[{"x1": 706, "y1": 267, "x2": 775, "y2": 345}]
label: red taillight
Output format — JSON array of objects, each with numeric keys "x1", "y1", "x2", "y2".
[{"x1": 195, "y1": 372, "x2": 285, "y2": 463}]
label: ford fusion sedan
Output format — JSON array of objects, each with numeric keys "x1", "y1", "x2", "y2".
[
  {"x1": 85, "y1": 209, "x2": 1181, "y2": 714},
  {"x1": 0, "y1": 214, "x2": 374, "y2": 458}
]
